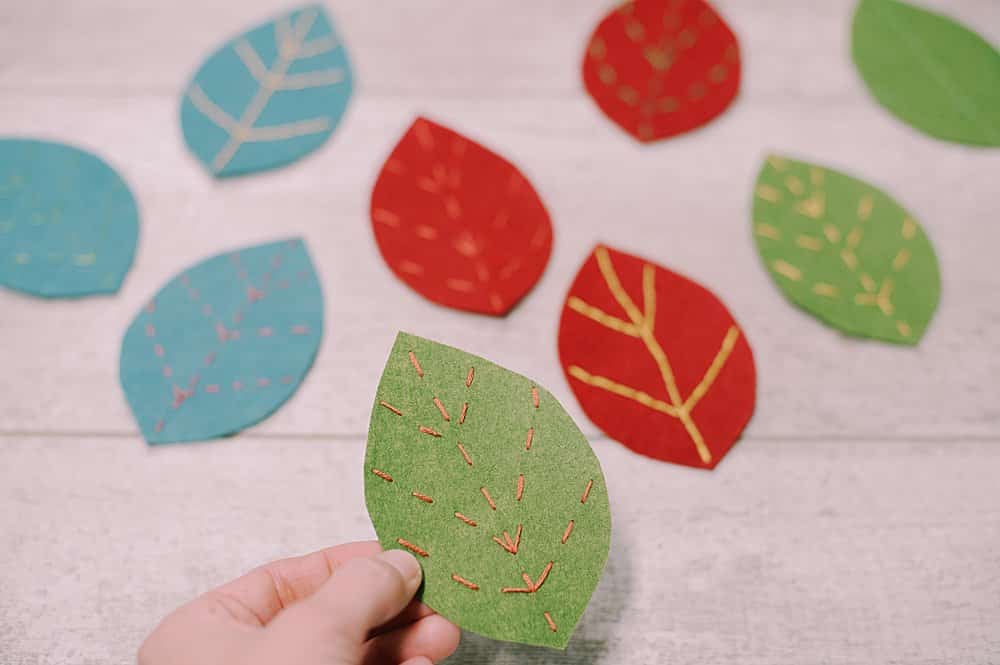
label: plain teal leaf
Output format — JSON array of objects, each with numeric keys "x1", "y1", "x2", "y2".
[
  {"x1": 181, "y1": 5, "x2": 354, "y2": 177},
  {"x1": 120, "y1": 238, "x2": 323, "y2": 444},
  {"x1": 0, "y1": 138, "x2": 139, "y2": 298}
]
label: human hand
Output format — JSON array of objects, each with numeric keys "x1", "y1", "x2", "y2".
[{"x1": 138, "y1": 541, "x2": 460, "y2": 665}]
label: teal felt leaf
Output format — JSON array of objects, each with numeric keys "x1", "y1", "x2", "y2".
[
  {"x1": 120, "y1": 238, "x2": 323, "y2": 444},
  {"x1": 180, "y1": 5, "x2": 354, "y2": 177},
  {"x1": 0, "y1": 138, "x2": 139, "y2": 298},
  {"x1": 365, "y1": 333, "x2": 611, "y2": 649},
  {"x1": 852, "y1": 0, "x2": 1000, "y2": 147}
]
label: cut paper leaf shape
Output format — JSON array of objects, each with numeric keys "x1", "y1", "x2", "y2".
[
  {"x1": 558, "y1": 245, "x2": 755, "y2": 469},
  {"x1": 365, "y1": 332, "x2": 610, "y2": 648},
  {"x1": 181, "y1": 5, "x2": 353, "y2": 177},
  {"x1": 582, "y1": 0, "x2": 741, "y2": 143},
  {"x1": 852, "y1": 0, "x2": 1000, "y2": 147},
  {"x1": 0, "y1": 138, "x2": 138, "y2": 298},
  {"x1": 753, "y1": 155, "x2": 940, "y2": 344},
  {"x1": 370, "y1": 117, "x2": 553, "y2": 316},
  {"x1": 120, "y1": 238, "x2": 323, "y2": 444}
]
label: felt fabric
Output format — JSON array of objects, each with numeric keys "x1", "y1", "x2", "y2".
[
  {"x1": 581, "y1": 0, "x2": 740, "y2": 143},
  {"x1": 365, "y1": 332, "x2": 610, "y2": 649},
  {"x1": 181, "y1": 5, "x2": 353, "y2": 177},
  {"x1": 0, "y1": 139, "x2": 138, "y2": 298},
  {"x1": 120, "y1": 238, "x2": 323, "y2": 444},
  {"x1": 558, "y1": 245, "x2": 755, "y2": 470},
  {"x1": 370, "y1": 117, "x2": 553, "y2": 316},
  {"x1": 753, "y1": 155, "x2": 940, "y2": 345},
  {"x1": 852, "y1": 0, "x2": 1000, "y2": 147}
]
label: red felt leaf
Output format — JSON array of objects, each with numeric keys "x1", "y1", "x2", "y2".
[
  {"x1": 558, "y1": 245, "x2": 756, "y2": 469},
  {"x1": 370, "y1": 117, "x2": 553, "y2": 316},
  {"x1": 581, "y1": 0, "x2": 741, "y2": 143}
]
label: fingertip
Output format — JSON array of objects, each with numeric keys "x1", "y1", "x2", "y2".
[
  {"x1": 364, "y1": 613, "x2": 461, "y2": 665},
  {"x1": 400, "y1": 657, "x2": 433, "y2": 665},
  {"x1": 377, "y1": 549, "x2": 422, "y2": 596}
]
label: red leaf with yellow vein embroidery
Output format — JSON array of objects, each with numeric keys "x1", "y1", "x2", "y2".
[
  {"x1": 370, "y1": 117, "x2": 553, "y2": 315},
  {"x1": 582, "y1": 0, "x2": 741, "y2": 143},
  {"x1": 558, "y1": 245, "x2": 756, "y2": 469}
]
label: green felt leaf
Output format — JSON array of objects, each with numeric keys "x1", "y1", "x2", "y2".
[
  {"x1": 852, "y1": 0, "x2": 1000, "y2": 147},
  {"x1": 364, "y1": 332, "x2": 611, "y2": 649},
  {"x1": 752, "y1": 155, "x2": 940, "y2": 345}
]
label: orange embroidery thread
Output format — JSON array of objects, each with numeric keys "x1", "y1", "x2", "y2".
[
  {"x1": 433, "y1": 397, "x2": 450, "y2": 421},
  {"x1": 371, "y1": 468, "x2": 394, "y2": 483},
  {"x1": 451, "y1": 574, "x2": 479, "y2": 590},
  {"x1": 581, "y1": 479, "x2": 593, "y2": 504},
  {"x1": 481, "y1": 486, "x2": 497, "y2": 511},
  {"x1": 466, "y1": 367, "x2": 474, "y2": 387},
  {"x1": 454, "y1": 512, "x2": 477, "y2": 527},
  {"x1": 516, "y1": 474, "x2": 524, "y2": 501},
  {"x1": 411, "y1": 491, "x2": 433, "y2": 503},
  {"x1": 419, "y1": 425, "x2": 441, "y2": 437},
  {"x1": 532, "y1": 386, "x2": 539, "y2": 408},
  {"x1": 525, "y1": 427, "x2": 534, "y2": 451},
  {"x1": 561, "y1": 520, "x2": 575, "y2": 544},
  {"x1": 457, "y1": 442, "x2": 473, "y2": 466},
  {"x1": 408, "y1": 351, "x2": 424, "y2": 377},
  {"x1": 459, "y1": 402, "x2": 468, "y2": 424},
  {"x1": 534, "y1": 561, "x2": 552, "y2": 591},
  {"x1": 544, "y1": 612, "x2": 557, "y2": 632},
  {"x1": 396, "y1": 538, "x2": 429, "y2": 557},
  {"x1": 379, "y1": 400, "x2": 402, "y2": 416}
]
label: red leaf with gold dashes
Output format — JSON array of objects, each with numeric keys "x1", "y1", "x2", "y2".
[
  {"x1": 558, "y1": 245, "x2": 756, "y2": 469},
  {"x1": 370, "y1": 117, "x2": 553, "y2": 316},
  {"x1": 582, "y1": 0, "x2": 741, "y2": 143}
]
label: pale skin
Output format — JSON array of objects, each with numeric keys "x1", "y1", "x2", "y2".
[{"x1": 138, "y1": 541, "x2": 460, "y2": 665}]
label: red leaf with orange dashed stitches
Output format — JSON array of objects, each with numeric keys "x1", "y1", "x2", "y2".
[
  {"x1": 582, "y1": 0, "x2": 741, "y2": 143},
  {"x1": 370, "y1": 117, "x2": 553, "y2": 316},
  {"x1": 558, "y1": 245, "x2": 756, "y2": 469}
]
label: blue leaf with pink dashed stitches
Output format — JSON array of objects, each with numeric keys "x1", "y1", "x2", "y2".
[{"x1": 119, "y1": 238, "x2": 323, "y2": 444}]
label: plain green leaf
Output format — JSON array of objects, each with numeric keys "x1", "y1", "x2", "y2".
[
  {"x1": 365, "y1": 332, "x2": 611, "y2": 649},
  {"x1": 852, "y1": 0, "x2": 1000, "y2": 147},
  {"x1": 752, "y1": 155, "x2": 940, "y2": 345}
]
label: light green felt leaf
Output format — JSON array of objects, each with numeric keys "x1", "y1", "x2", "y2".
[
  {"x1": 752, "y1": 155, "x2": 940, "y2": 345},
  {"x1": 364, "y1": 332, "x2": 611, "y2": 649},
  {"x1": 852, "y1": 0, "x2": 1000, "y2": 147}
]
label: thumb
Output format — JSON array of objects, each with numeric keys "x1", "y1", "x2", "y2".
[{"x1": 268, "y1": 549, "x2": 423, "y2": 642}]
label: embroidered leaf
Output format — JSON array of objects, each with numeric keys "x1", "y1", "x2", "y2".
[
  {"x1": 365, "y1": 332, "x2": 610, "y2": 649},
  {"x1": 558, "y1": 245, "x2": 755, "y2": 469},
  {"x1": 120, "y1": 238, "x2": 323, "y2": 444},
  {"x1": 370, "y1": 117, "x2": 553, "y2": 316},
  {"x1": 582, "y1": 0, "x2": 740, "y2": 143},
  {"x1": 852, "y1": 0, "x2": 1000, "y2": 147},
  {"x1": 0, "y1": 138, "x2": 138, "y2": 298},
  {"x1": 180, "y1": 5, "x2": 353, "y2": 177},
  {"x1": 753, "y1": 155, "x2": 941, "y2": 344}
]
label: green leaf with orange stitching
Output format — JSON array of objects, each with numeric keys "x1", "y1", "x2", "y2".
[
  {"x1": 752, "y1": 155, "x2": 941, "y2": 344},
  {"x1": 364, "y1": 332, "x2": 611, "y2": 649}
]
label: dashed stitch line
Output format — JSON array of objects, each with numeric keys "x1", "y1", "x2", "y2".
[
  {"x1": 379, "y1": 400, "x2": 402, "y2": 416},
  {"x1": 516, "y1": 474, "x2": 524, "y2": 501},
  {"x1": 371, "y1": 468, "x2": 394, "y2": 483},
  {"x1": 481, "y1": 486, "x2": 497, "y2": 511},
  {"x1": 396, "y1": 538, "x2": 429, "y2": 557},
  {"x1": 408, "y1": 350, "x2": 424, "y2": 377},
  {"x1": 419, "y1": 425, "x2": 441, "y2": 437},
  {"x1": 451, "y1": 574, "x2": 479, "y2": 590},
  {"x1": 524, "y1": 427, "x2": 534, "y2": 451},
  {"x1": 544, "y1": 612, "x2": 557, "y2": 632},
  {"x1": 459, "y1": 402, "x2": 468, "y2": 424},
  {"x1": 411, "y1": 491, "x2": 433, "y2": 504},
  {"x1": 581, "y1": 479, "x2": 594, "y2": 504},
  {"x1": 562, "y1": 520, "x2": 575, "y2": 544},
  {"x1": 532, "y1": 386, "x2": 539, "y2": 409},
  {"x1": 433, "y1": 397, "x2": 450, "y2": 421},
  {"x1": 456, "y1": 442, "x2": 473, "y2": 466},
  {"x1": 454, "y1": 512, "x2": 477, "y2": 527},
  {"x1": 466, "y1": 366, "x2": 475, "y2": 387}
]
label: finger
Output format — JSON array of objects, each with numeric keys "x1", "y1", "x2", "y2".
[
  {"x1": 368, "y1": 598, "x2": 436, "y2": 639},
  {"x1": 203, "y1": 541, "x2": 381, "y2": 626},
  {"x1": 271, "y1": 549, "x2": 423, "y2": 641},
  {"x1": 363, "y1": 614, "x2": 461, "y2": 665},
  {"x1": 400, "y1": 658, "x2": 433, "y2": 665}
]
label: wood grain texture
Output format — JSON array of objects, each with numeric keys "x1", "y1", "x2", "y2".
[{"x1": 1, "y1": 0, "x2": 999, "y2": 663}]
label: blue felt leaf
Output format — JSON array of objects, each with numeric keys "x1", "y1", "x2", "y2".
[
  {"x1": 180, "y1": 4, "x2": 354, "y2": 177},
  {"x1": 0, "y1": 138, "x2": 139, "y2": 298},
  {"x1": 120, "y1": 238, "x2": 324, "y2": 444}
]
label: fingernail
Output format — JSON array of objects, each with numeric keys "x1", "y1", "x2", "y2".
[{"x1": 379, "y1": 549, "x2": 422, "y2": 591}]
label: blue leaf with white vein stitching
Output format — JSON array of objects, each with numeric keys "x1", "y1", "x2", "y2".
[
  {"x1": 119, "y1": 238, "x2": 324, "y2": 444},
  {"x1": 180, "y1": 5, "x2": 353, "y2": 177}
]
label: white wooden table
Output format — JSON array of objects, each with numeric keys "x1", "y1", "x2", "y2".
[{"x1": 2, "y1": 1, "x2": 999, "y2": 663}]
